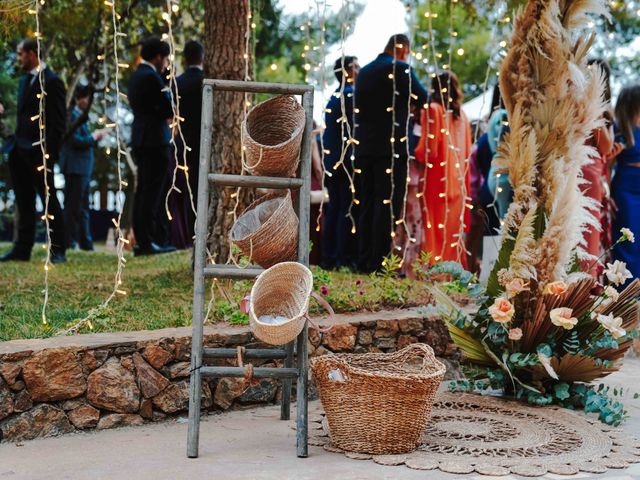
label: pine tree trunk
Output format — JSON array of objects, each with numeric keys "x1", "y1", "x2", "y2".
[{"x1": 203, "y1": 0, "x2": 253, "y2": 263}]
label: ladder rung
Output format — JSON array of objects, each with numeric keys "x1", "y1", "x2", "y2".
[
  {"x1": 209, "y1": 173, "x2": 303, "y2": 189},
  {"x1": 204, "y1": 265, "x2": 264, "y2": 279},
  {"x1": 200, "y1": 366, "x2": 298, "y2": 379},
  {"x1": 203, "y1": 348, "x2": 288, "y2": 359}
]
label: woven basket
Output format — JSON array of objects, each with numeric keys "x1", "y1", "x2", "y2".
[
  {"x1": 230, "y1": 190, "x2": 298, "y2": 268},
  {"x1": 310, "y1": 344, "x2": 446, "y2": 454},
  {"x1": 249, "y1": 262, "x2": 313, "y2": 345},
  {"x1": 242, "y1": 95, "x2": 306, "y2": 177}
]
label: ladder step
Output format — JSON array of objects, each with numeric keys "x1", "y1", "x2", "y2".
[
  {"x1": 203, "y1": 348, "x2": 288, "y2": 359},
  {"x1": 208, "y1": 173, "x2": 303, "y2": 189},
  {"x1": 203, "y1": 265, "x2": 264, "y2": 279},
  {"x1": 200, "y1": 366, "x2": 298, "y2": 379}
]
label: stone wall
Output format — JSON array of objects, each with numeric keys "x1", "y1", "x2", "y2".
[{"x1": 0, "y1": 309, "x2": 457, "y2": 443}]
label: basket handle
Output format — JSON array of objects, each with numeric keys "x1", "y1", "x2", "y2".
[
  {"x1": 306, "y1": 292, "x2": 336, "y2": 333},
  {"x1": 395, "y1": 343, "x2": 437, "y2": 370}
]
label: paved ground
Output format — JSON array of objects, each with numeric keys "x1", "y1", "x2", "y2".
[{"x1": 1, "y1": 358, "x2": 639, "y2": 480}]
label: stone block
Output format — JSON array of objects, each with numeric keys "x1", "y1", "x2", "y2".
[
  {"x1": 139, "y1": 399, "x2": 153, "y2": 420},
  {"x1": 143, "y1": 345, "x2": 174, "y2": 370},
  {"x1": 214, "y1": 377, "x2": 244, "y2": 410},
  {"x1": 397, "y1": 335, "x2": 419, "y2": 350},
  {"x1": 152, "y1": 380, "x2": 211, "y2": 414},
  {"x1": 323, "y1": 324, "x2": 357, "y2": 352},
  {"x1": 87, "y1": 358, "x2": 140, "y2": 413},
  {"x1": 0, "y1": 363, "x2": 22, "y2": 386},
  {"x1": 0, "y1": 405, "x2": 73, "y2": 442},
  {"x1": 164, "y1": 361, "x2": 190, "y2": 380},
  {"x1": 97, "y1": 413, "x2": 144, "y2": 430},
  {"x1": 357, "y1": 329, "x2": 373, "y2": 346},
  {"x1": 22, "y1": 349, "x2": 86, "y2": 402},
  {"x1": 0, "y1": 379, "x2": 13, "y2": 421},
  {"x1": 376, "y1": 337, "x2": 397, "y2": 351},
  {"x1": 132, "y1": 353, "x2": 169, "y2": 398},
  {"x1": 239, "y1": 379, "x2": 277, "y2": 404},
  {"x1": 68, "y1": 405, "x2": 100, "y2": 429},
  {"x1": 13, "y1": 390, "x2": 32, "y2": 413},
  {"x1": 374, "y1": 320, "x2": 399, "y2": 338},
  {"x1": 82, "y1": 350, "x2": 109, "y2": 371},
  {"x1": 398, "y1": 318, "x2": 425, "y2": 334},
  {"x1": 9, "y1": 380, "x2": 24, "y2": 392}
]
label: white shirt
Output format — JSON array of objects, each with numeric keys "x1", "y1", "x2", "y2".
[
  {"x1": 140, "y1": 59, "x2": 157, "y2": 72},
  {"x1": 29, "y1": 62, "x2": 46, "y2": 85}
]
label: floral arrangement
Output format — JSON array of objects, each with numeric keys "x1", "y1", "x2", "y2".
[{"x1": 430, "y1": 0, "x2": 639, "y2": 426}]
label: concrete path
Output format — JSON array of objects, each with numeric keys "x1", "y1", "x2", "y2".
[{"x1": 1, "y1": 359, "x2": 639, "y2": 480}]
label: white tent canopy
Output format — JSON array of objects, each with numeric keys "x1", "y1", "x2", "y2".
[{"x1": 462, "y1": 89, "x2": 494, "y2": 121}]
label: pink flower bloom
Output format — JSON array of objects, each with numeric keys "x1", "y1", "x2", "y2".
[
  {"x1": 355, "y1": 279, "x2": 363, "y2": 286},
  {"x1": 544, "y1": 281, "x2": 568, "y2": 296},
  {"x1": 320, "y1": 285, "x2": 329, "y2": 296},
  {"x1": 505, "y1": 278, "x2": 529, "y2": 298},
  {"x1": 508, "y1": 328, "x2": 523, "y2": 341},
  {"x1": 550, "y1": 307, "x2": 578, "y2": 330},
  {"x1": 488, "y1": 297, "x2": 515, "y2": 324}
]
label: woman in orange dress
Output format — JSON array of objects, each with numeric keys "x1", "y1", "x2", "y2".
[{"x1": 414, "y1": 71, "x2": 471, "y2": 267}]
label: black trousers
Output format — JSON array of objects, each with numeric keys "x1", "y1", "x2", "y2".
[
  {"x1": 322, "y1": 168, "x2": 356, "y2": 269},
  {"x1": 64, "y1": 174, "x2": 93, "y2": 249},
  {"x1": 8, "y1": 147, "x2": 66, "y2": 256},
  {"x1": 357, "y1": 155, "x2": 407, "y2": 273},
  {"x1": 132, "y1": 145, "x2": 170, "y2": 248}
]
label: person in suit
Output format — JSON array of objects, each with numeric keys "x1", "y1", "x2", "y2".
[
  {"x1": 354, "y1": 34, "x2": 429, "y2": 273},
  {"x1": 168, "y1": 40, "x2": 204, "y2": 248},
  {"x1": 1, "y1": 38, "x2": 67, "y2": 263},
  {"x1": 321, "y1": 55, "x2": 359, "y2": 270},
  {"x1": 128, "y1": 36, "x2": 176, "y2": 256},
  {"x1": 59, "y1": 85, "x2": 106, "y2": 251}
]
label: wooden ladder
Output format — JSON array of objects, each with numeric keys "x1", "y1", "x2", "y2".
[{"x1": 187, "y1": 79, "x2": 314, "y2": 459}]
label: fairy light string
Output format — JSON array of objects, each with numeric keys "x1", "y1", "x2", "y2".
[
  {"x1": 31, "y1": 0, "x2": 52, "y2": 325},
  {"x1": 313, "y1": 0, "x2": 328, "y2": 234}
]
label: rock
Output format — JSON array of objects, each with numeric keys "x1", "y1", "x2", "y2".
[
  {"x1": 120, "y1": 356, "x2": 135, "y2": 372},
  {"x1": 87, "y1": 359, "x2": 140, "y2": 413},
  {"x1": 152, "y1": 411, "x2": 167, "y2": 422},
  {"x1": 82, "y1": 350, "x2": 109, "y2": 371},
  {"x1": 0, "y1": 351, "x2": 33, "y2": 362},
  {"x1": 13, "y1": 390, "x2": 32, "y2": 413},
  {"x1": 0, "y1": 363, "x2": 22, "y2": 386},
  {"x1": 68, "y1": 405, "x2": 100, "y2": 429},
  {"x1": 357, "y1": 329, "x2": 373, "y2": 346},
  {"x1": 132, "y1": 353, "x2": 169, "y2": 398},
  {"x1": 323, "y1": 324, "x2": 357, "y2": 352},
  {"x1": 0, "y1": 405, "x2": 73, "y2": 441},
  {"x1": 376, "y1": 337, "x2": 397, "y2": 351},
  {"x1": 0, "y1": 379, "x2": 13, "y2": 421},
  {"x1": 152, "y1": 380, "x2": 211, "y2": 414},
  {"x1": 239, "y1": 379, "x2": 277, "y2": 403},
  {"x1": 22, "y1": 349, "x2": 86, "y2": 402},
  {"x1": 143, "y1": 345, "x2": 173, "y2": 370},
  {"x1": 165, "y1": 362, "x2": 190, "y2": 380},
  {"x1": 398, "y1": 318, "x2": 425, "y2": 334},
  {"x1": 374, "y1": 320, "x2": 399, "y2": 338},
  {"x1": 9, "y1": 380, "x2": 25, "y2": 392},
  {"x1": 353, "y1": 346, "x2": 367, "y2": 354},
  {"x1": 214, "y1": 378, "x2": 245, "y2": 410},
  {"x1": 97, "y1": 413, "x2": 144, "y2": 430},
  {"x1": 419, "y1": 323, "x2": 450, "y2": 356},
  {"x1": 308, "y1": 328, "x2": 322, "y2": 347},
  {"x1": 173, "y1": 337, "x2": 191, "y2": 361},
  {"x1": 61, "y1": 399, "x2": 85, "y2": 411},
  {"x1": 139, "y1": 399, "x2": 153, "y2": 420},
  {"x1": 397, "y1": 335, "x2": 418, "y2": 350},
  {"x1": 368, "y1": 346, "x2": 382, "y2": 353},
  {"x1": 224, "y1": 332, "x2": 252, "y2": 346},
  {"x1": 113, "y1": 345, "x2": 137, "y2": 356}
]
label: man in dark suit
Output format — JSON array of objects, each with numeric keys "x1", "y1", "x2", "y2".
[
  {"x1": 174, "y1": 40, "x2": 204, "y2": 240},
  {"x1": 1, "y1": 38, "x2": 67, "y2": 263},
  {"x1": 60, "y1": 85, "x2": 106, "y2": 251},
  {"x1": 355, "y1": 34, "x2": 428, "y2": 273},
  {"x1": 128, "y1": 36, "x2": 176, "y2": 256}
]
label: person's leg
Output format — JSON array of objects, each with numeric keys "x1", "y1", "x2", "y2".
[
  {"x1": 370, "y1": 157, "x2": 393, "y2": 271},
  {"x1": 64, "y1": 174, "x2": 82, "y2": 249},
  {"x1": 357, "y1": 156, "x2": 376, "y2": 272},
  {"x1": 6, "y1": 149, "x2": 36, "y2": 257},
  {"x1": 79, "y1": 175, "x2": 94, "y2": 250},
  {"x1": 149, "y1": 146, "x2": 172, "y2": 246},
  {"x1": 321, "y1": 175, "x2": 339, "y2": 269},
  {"x1": 132, "y1": 148, "x2": 152, "y2": 248},
  {"x1": 335, "y1": 171, "x2": 353, "y2": 268},
  {"x1": 30, "y1": 150, "x2": 65, "y2": 255}
]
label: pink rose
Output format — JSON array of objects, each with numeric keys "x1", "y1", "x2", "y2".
[
  {"x1": 550, "y1": 307, "x2": 578, "y2": 330},
  {"x1": 505, "y1": 278, "x2": 529, "y2": 298},
  {"x1": 508, "y1": 328, "x2": 523, "y2": 341},
  {"x1": 489, "y1": 297, "x2": 515, "y2": 324},
  {"x1": 544, "y1": 281, "x2": 568, "y2": 296}
]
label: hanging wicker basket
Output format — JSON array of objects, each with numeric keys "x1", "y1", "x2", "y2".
[
  {"x1": 310, "y1": 344, "x2": 446, "y2": 454},
  {"x1": 230, "y1": 190, "x2": 298, "y2": 268},
  {"x1": 241, "y1": 95, "x2": 306, "y2": 177},
  {"x1": 248, "y1": 262, "x2": 313, "y2": 346}
]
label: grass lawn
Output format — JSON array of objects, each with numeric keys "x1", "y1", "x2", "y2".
[{"x1": 0, "y1": 243, "x2": 434, "y2": 341}]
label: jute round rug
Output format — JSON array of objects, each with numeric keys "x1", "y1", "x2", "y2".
[{"x1": 305, "y1": 392, "x2": 640, "y2": 477}]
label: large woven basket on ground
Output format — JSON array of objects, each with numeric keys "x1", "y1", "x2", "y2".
[
  {"x1": 249, "y1": 262, "x2": 313, "y2": 345},
  {"x1": 241, "y1": 95, "x2": 306, "y2": 177},
  {"x1": 310, "y1": 343, "x2": 446, "y2": 454},
  {"x1": 230, "y1": 190, "x2": 298, "y2": 268}
]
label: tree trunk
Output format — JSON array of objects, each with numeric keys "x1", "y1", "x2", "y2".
[{"x1": 203, "y1": 0, "x2": 253, "y2": 263}]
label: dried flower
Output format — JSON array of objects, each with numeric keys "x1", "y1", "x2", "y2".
[
  {"x1": 620, "y1": 227, "x2": 635, "y2": 243},
  {"x1": 544, "y1": 281, "x2": 568, "y2": 296},
  {"x1": 320, "y1": 285, "x2": 329, "y2": 296},
  {"x1": 355, "y1": 279, "x2": 363, "y2": 286},
  {"x1": 537, "y1": 352, "x2": 559, "y2": 380},
  {"x1": 488, "y1": 297, "x2": 515, "y2": 324},
  {"x1": 604, "y1": 260, "x2": 633, "y2": 286},
  {"x1": 550, "y1": 307, "x2": 578, "y2": 330},
  {"x1": 358, "y1": 290, "x2": 364, "y2": 296},
  {"x1": 597, "y1": 313, "x2": 626, "y2": 339},
  {"x1": 508, "y1": 327, "x2": 523, "y2": 341},
  {"x1": 505, "y1": 278, "x2": 529, "y2": 298},
  {"x1": 603, "y1": 286, "x2": 619, "y2": 302}
]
